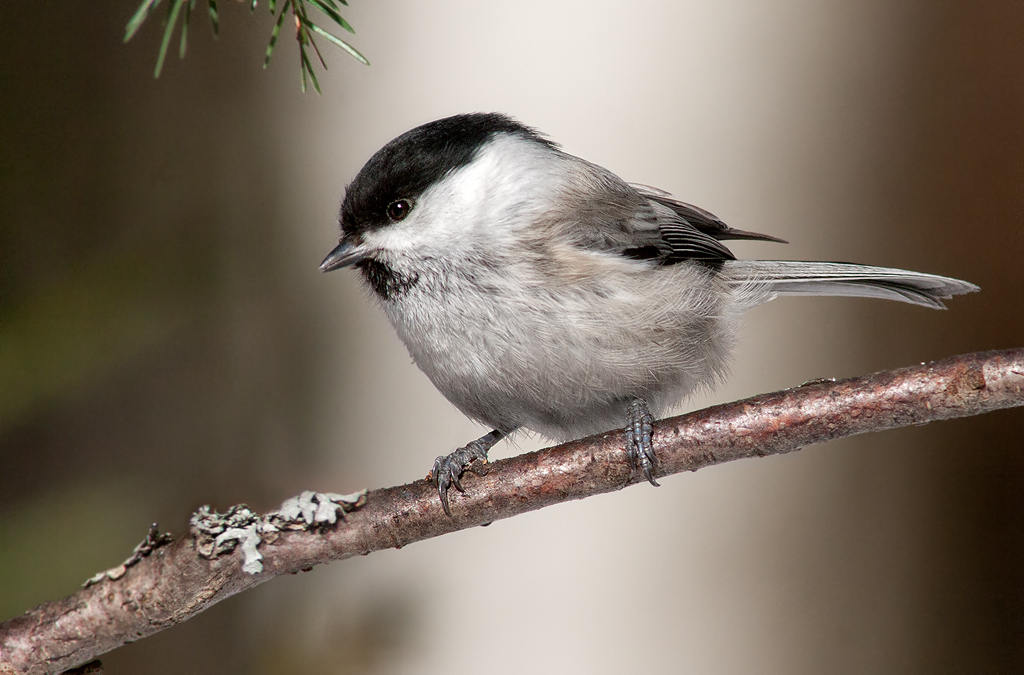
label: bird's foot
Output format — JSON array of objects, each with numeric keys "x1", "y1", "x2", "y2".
[
  {"x1": 626, "y1": 398, "x2": 659, "y2": 486},
  {"x1": 431, "y1": 429, "x2": 506, "y2": 516}
]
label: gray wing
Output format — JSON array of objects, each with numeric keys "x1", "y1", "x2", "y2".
[
  {"x1": 630, "y1": 184, "x2": 787, "y2": 246},
  {"x1": 552, "y1": 159, "x2": 977, "y2": 309},
  {"x1": 554, "y1": 157, "x2": 784, "y2": 265}
]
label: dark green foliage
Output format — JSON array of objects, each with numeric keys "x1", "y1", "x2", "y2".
[{"x1": 125, "y1": 0, "x2": 368, "y2": 92}]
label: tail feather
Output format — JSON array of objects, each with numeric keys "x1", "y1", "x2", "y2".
[{"x1": 723, "y1": 260, "x2": 979, "y2": 310}]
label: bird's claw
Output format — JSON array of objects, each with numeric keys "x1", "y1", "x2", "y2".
[
  {"x1": 431, "y1": 440, "x2": 492, "y2": 516},
  {"x1": 626, "y1": 398, "x2": 659, "y2": 486}
]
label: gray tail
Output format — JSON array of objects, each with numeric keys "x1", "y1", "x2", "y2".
[{"x1": 723, "y1": 260, "x2": 979, "y2": 309}]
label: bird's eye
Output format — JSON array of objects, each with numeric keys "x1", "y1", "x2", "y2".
[{"x1": 386, "y1": 199, "x2": 413, "y2": 221}]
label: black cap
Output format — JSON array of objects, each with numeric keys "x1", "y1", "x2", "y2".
[{"x1": 339, "y1": 113, "x2": 554, "y2": 235}]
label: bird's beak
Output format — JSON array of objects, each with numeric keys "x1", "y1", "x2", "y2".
[{"x1": 320, "y1": 239, "x2": 367, "y2": 272}]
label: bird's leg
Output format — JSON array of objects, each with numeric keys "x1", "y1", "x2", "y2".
[
  {"x1": 626, "y1": 398, "x2": 659, "y2": 486},
  {"x1": 431, "y1": 429, "x2": 508, "y2": 516}
]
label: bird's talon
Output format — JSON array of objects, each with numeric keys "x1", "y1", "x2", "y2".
[
  {"x1": 430, "y1": 430, "x2": 506, "y2": 517},
  {"x1": 626, "y1": 398, "x2": 659, "y2": 485},
  {"x1": 439, "y1": 488, "x2": 452, "y2": 517}
]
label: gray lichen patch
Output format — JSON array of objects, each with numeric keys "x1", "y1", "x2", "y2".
[
  {"x1": 189, "y1": 491, "x2": 367, "y2": 574},
  {"x1": 271, "y1": 490, "x2": 367, "y2": 527}
]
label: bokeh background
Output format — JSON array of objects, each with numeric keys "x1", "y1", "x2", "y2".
[{"x1": 2, "y1": 1, "x2": 1022, "y2": 673}]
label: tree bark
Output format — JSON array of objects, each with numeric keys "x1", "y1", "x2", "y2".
[{"x1": 2, "y1": 348, "x2": 1022, "y2": 675}]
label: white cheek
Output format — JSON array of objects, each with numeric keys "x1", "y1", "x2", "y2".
[
  {"x1": 362, "y1": 135, "x2": 565, "y2": 258},
  {"x1": 359, "y1": 181, "x2": 484, "y2": 258},
  {"x1": 360, "y1": 206, "x2": 470, "y2": 259},
  {"x1": 360, "y1": 220, "x2": 425, "y2": 255}
]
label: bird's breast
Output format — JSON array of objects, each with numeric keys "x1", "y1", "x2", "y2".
[{"x1": 376, "y1": 257, "x2": 740, "y2": 439}]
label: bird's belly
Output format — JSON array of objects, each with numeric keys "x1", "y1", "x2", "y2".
[{"x1": 383, "y1": 267, "x2": 738, "y2": 440}]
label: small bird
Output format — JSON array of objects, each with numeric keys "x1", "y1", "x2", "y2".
[{"x1": 321, "y1": 112, "x2": 978, "y2": 515}]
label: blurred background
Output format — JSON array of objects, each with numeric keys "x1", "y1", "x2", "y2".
[{"x1": 1, "y1": 1, "x2": 1021, "y2": 673}]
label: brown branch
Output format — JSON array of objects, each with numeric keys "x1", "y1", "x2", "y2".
[{"x1": 2, "y1": 348, "x2": 1022, "y2": 674}]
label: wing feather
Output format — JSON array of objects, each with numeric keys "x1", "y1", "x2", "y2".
[{"x1": 554, "y1": 159, "x2": 785, "y2": 266}]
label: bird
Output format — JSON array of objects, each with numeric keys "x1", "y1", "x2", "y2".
[{"x1": 320, "y1": 112, "x2": 978, "y2": 515}]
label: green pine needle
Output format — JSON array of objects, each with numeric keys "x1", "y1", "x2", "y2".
[
  {"x1": 154, "y1": 0, "x2": 185, "y2": 78},
  {"x1": 301, "y1": 17, "x2": 367, "y2": 65},
  {"x1": 126, "y1": 0, "x2": 367, "y2": 88},
  {"x1": 179, "y1": 0, "x2": 193, "y2": 59},
  {"x1": 264, "y1": 4, "x2": 291, "y2": 68},
  {"x1": 307, "y1": 0, "x2": 344, "y2": 30},
  {"x1": 125, "y1": 0, "x2": 164, "y2": 42},
  {"x1": 300, "y1": 47, "x2": 322, "y2": 94},
  {"x1": 208, "y1": 0, "x2": 219, "y2": 36}
]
